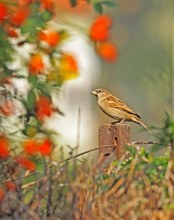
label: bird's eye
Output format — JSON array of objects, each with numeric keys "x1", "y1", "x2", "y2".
[{"x1": 98, "y1": 89, "x2": 102, "y2": 93}]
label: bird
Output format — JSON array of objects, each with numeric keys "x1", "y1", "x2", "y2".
[{"x1": 91, "y1": 88, "x2": 152, "y2": 134}]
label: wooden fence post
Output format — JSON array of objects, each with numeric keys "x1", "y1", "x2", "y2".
[{"x1": 98, "y1": 124, "x2": 130, "y2": 165}]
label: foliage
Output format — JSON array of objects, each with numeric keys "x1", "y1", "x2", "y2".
[
  {"x1": 0, "y1": 0, "x2": 118, "y2": 178},
  {"x1": 152, "y1": 112, "x2": 174, "y2": 159},
  {"x1": 0, "y1": 144, "x2": 174, "y2": 219},
  {"x1": 0, "y1": 113, "x2": 174, "y2": 219},
  {"x1": 93, "y1": 0, "x2": 119, "y2": 14},
  {"x1": 0, "y1": 0, "x2": 119, "y2": 218},
  {"x1": 1, "y1": 1, "x2": 174, "y2": 219}
]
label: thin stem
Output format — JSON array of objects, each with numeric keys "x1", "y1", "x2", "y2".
[
  {"x1": 46, "y1": 166, "x2": 53, "y2": 217},
  {"x1": 50, "y1": 141, "x2": 159, "y2": 166},
  {"x1": 75, "y1": 107, "x2": 81, "y2": 151},
  {"x1": 129, "y1": 141, "x2": 159, "y2": 145}
]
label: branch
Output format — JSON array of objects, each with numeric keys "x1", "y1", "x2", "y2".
[{"x1": 51, "y1": 145, "x2": 115, "y2": 166}]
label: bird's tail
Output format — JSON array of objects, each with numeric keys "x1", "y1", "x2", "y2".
[{"x1": 133, "y1": 117, "x2": 152, "y2": 135}]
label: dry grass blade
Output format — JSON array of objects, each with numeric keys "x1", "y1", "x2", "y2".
[{"x1": 102, "y1": 177, "x2": 126, "y2": 200}]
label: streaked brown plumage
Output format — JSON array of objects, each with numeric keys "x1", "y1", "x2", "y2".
[{"x1": 91, "y1": 88, "x2": 152, "y2": 134}]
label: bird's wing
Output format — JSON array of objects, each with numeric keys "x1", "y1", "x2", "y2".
[{"x1": 105, "y1": 95, "x2": 141, "y2": 119}]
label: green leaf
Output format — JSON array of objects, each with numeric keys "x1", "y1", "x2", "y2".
[
  {"x1": 94, "y1": 2, "x2": 103, "y2": 14},
  {"x1": 20, "y1": 10, "x2": 52, "y2": 42},
  {"x1": 0, "y1": 27, "x2": 14, "y2": 65},
  {"x1": 100, "y1": 1, "x2": 118, "y2": 7},
  {"x1": 93, "y1": 1, "x2": 118, "y2": 13},
  {"x1": 41, "y1": 10, "x2": 52, "y2": 21},
  {"x1": 27, "y1": 90, "x2": 36, "y2": 106},
  {"x1": 36, "y1": 82, "x2": 45, "y2": 93},
  {"x1": 70, "y1": 0, "x2": 77, "y2": 7},
  {"x1": 21, "y1": 19, "x2": 35, "y2": 35},
  {"x1": 29, "y1": 2, "x2": 40, "y2": 14},
  {"x1": 28, "y1": 75, "x2": 38, "y2": 86}
]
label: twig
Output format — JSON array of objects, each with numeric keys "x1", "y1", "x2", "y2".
[
  {"x1": 50, "y1": 141, "x2": 160, "y2": 166},
  {"x1": 3, "y1": 170, "x2": 39, "y2": 183},
  {"x1": 76, "y1": 107, "x2": 81, "y2": 150},
  {"x1": 46, "y1": 166, "x2": 53, "y2": 217},
  {"x1": 129, "y1": 141, "x2": 159, "y2": 145},
  {"x1": 51, "y1": 141, "x2": 161, "y2": 167},
  {"x1": 51, "y1": 145, "x2": 116, "y2": 166}
]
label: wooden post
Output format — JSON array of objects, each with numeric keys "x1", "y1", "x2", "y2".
[{"x1": 98, "y1": 124, "x2": 130, "y2": 164}]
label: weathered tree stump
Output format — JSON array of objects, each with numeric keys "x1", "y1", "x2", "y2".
[{"x1": 98, "y1": 124, "x2": 130, "y2": 164}]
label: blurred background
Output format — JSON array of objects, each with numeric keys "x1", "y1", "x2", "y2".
[{"x1": 45, "y1": 0, "x2": 174, "y2": 151}]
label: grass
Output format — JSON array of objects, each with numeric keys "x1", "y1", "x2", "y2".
[{"x1": 1, "y1": 144, "x2": 174, "y2": 220}]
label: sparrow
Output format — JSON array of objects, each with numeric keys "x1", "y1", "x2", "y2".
[{"x1": 91, "y1": 88, "x2": 152, "y2": 134}]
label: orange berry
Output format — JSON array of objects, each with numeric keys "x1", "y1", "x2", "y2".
[
  {"x1": 35, "y1": 96, "x2": 52, "y2": 121},
  {"x1": 0, "y1": 3, "x2": 7, "y2": 22},
  {"x1": 41, "y1": 0, "x2": 54, "y2": 11},
  {"x1": 59, "y1": 54, "x2": 79, "y2": 80},
  {"x1": 29, "y1": 54, "x2": 44, "y2": 74},
  {"x1": 97, "y1": 42, "x2": 118, "y2": 62},
  {"x1": 94, "y1": 15, "x2": 112, "y2": 27},
  {"x1": 90, "y1": 15, "x2": 112, "y2": 41},
  {"x1": 11, "y1": 8, "x2": 29, "y2": 26},
  {"x1": 23, "y1": 139, "x2": 39, "y2": 155},
  {"x1": 61, "y1": 54, "x2": 78, "y2": 72},
  {"x1": 65, "y1": 54, "x2": 78, "y2": 72},
  {"x1": 38, "y1": 31, "x2": 60, "y2": 47},
  {"x1": 39, "y1": 139, "x2": 52, "y2": 156},
  {"x1": 0, "y1": 137, "x2": 10, "y2": 159},
  {"x1": 16, "y1": 156, "x2": 36, "y2": 171}
]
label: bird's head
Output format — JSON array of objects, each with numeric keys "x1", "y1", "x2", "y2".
[{"x1": 91, "y1": 88, "x2": 109, "y2": 98}]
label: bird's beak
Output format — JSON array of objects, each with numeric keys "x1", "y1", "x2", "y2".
[{"x1": 91, "y1": 90, "x2": 97, "y2": 96}]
